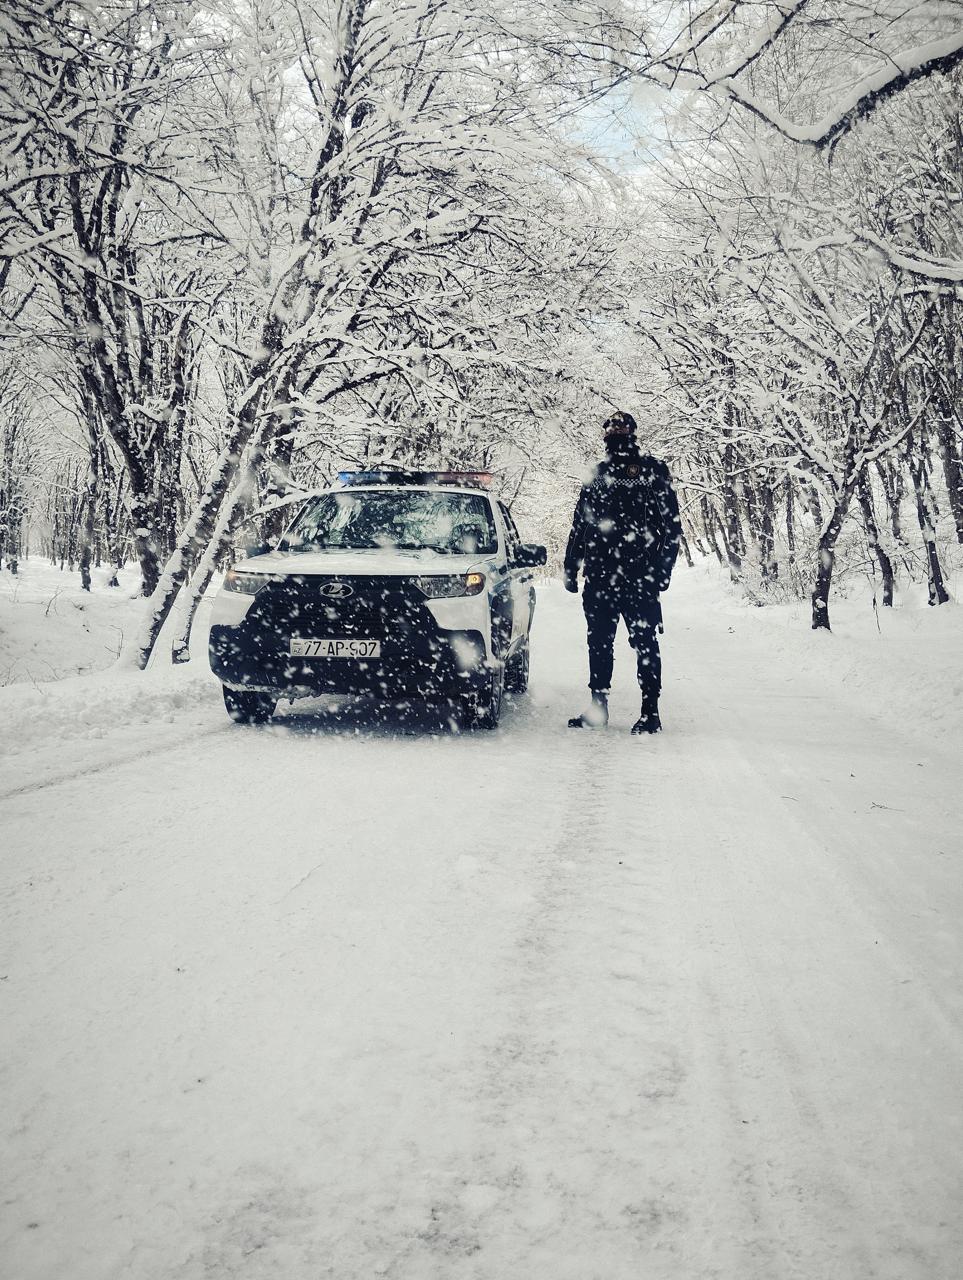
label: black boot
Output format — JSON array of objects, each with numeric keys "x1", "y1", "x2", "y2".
[
  {"x1": 630, "y1": 694, "x2": 661, "y2": 735},
  {"x1": 568, "y1": 691, "x2": 609, "y2": 729}
]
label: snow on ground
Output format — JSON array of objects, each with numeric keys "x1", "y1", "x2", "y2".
[
  {"x1": 0, "y1": 561, "x2": 220, "y2": 796},
  {"x1": 0, "y1": 560, "x2": 145, "y2": 687},
  {"x1": 674, "y1": 560, "x2": 963, "y2": 746},
  {"x1": 1, "y1": 563, "x2": 962, "y2": 1280}
]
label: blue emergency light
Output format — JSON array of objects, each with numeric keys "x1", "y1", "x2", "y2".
[{"x1": 336, "y1": 470, "x2": 493, "y2": 489}]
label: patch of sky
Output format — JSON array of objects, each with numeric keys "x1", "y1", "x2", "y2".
[{"x1": 570, "y1": 80, "x2": 670, "y2": 174}]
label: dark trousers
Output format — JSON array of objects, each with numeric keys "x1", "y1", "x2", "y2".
[{"x1": 583, "y1": 577, "x2": 661, "y2": 697}]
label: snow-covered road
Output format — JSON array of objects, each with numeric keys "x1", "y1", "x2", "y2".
[{"x1": 3, "y1": 573, "x2": 962, "y2": 1280}]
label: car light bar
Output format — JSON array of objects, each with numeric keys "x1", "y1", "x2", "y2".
[{"x1": 336, "y1": 470, "x2": 493, "y2": 489}]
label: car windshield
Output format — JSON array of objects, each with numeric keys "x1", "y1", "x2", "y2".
[{"x1": 281, "y1": 489, "x2": 497, "y2": 555}]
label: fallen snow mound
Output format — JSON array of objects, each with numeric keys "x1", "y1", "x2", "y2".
[{"x1": 0, "y1": 665, "x2": 220, "y2": 760}]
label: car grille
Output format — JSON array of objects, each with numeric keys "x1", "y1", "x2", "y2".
[{"x1": 247, "y1": 575, "x2": 425, "y2": 640}]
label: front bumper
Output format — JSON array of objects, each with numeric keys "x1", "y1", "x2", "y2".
[
  {"x1": 208, "y1": 573, "x2": 491, "y2": 699},
  {"x1": 210, "y1": 623, "x2": 489, "y2": 698}
]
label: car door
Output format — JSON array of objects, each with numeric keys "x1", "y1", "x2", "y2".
[{"x1": 499, "y1": 502, "x2": 535, "y2": 650}]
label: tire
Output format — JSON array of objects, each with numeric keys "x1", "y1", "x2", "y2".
[
  {"x1": 504, "y1": 643, "x2": 530, "y2": 694},
  {"x1": 222, "y1": 684, "x2": 277, "y2": 724},
  {"x1": 464, "y1": 665, "x2": 504, "y2": 730}
]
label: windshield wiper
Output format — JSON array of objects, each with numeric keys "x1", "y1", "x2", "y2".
[
  {"x1": 285, "y1": 540, "x2": 381, "y2": 552},
  {"x1": 393, "y1": 540, "x2": 467, "y2": 553}
]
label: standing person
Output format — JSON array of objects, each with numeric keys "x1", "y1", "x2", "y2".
[{"x1": 564, "y1": 411, "x2": 682, "y2": 734}]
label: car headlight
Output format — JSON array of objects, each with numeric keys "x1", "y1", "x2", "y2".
[
  {"x1": 415, "y1": 572, "x2": 486, "y2": 598},
  {"x1": 224, "y1": 568, "x2": 282, "y2": 595}
]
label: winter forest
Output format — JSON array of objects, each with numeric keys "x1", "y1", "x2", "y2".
[
  {"x1": 2, "y1": 0, "x2": 962, "y2": 650},
  {"x1": 3, "y1": 4, "x2": 963, "y2": 1280}
]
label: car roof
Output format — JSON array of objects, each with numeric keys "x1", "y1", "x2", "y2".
[{"x1": 328, "y1": 484, "x2": 496, "y2": 499}]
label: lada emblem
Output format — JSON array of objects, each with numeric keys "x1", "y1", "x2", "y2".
[{"x1": 319, "y1": 581, "x2": 354, "y2": 598}]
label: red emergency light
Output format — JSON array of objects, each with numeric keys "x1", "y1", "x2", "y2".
[{"x1": 337, "y1": 470, "x2": 493, "y2": 489}]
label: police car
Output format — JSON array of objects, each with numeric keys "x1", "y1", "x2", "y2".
[{"x1": 208, "y1": 471, "x2": 546, "y2": 728}]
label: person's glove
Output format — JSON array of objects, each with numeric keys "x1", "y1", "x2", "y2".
[{"x1": 563, "y1": 570, "x2": 578, "y2": 594}]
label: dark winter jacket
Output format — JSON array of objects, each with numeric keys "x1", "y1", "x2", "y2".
[{"x1": 563, "y1": 446, "x2": 682, "y2": 595}]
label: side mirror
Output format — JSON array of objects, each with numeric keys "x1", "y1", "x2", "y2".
[
  {"x1": 512, "y1": 543, "x2": 547, "y2": 569},
  {"x1": 240, "y1": 539, "x2": 273, "y2": 558}
]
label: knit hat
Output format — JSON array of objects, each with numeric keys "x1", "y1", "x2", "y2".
[{"x1": 602, "y1": 410, "x2": 637, "y2": 437}]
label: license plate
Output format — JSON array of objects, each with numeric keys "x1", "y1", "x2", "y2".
[{"x1": 289, "y1": 638, "x2": 381, "y2": 659}]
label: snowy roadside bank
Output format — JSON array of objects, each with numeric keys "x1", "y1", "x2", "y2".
[
  {"x1": 0, "y1": 663, "x2": 220, "y2": 757},
  {"x1": 0, "y1": 664, "x2": 222, "y2": 799},
  {"x1": 0, "y1": 560, "x2": 146, "y2": 686},
  {"x1": 665, "y1": 561, "x2": 962, "y2": 747},
  {"x1": 0, "y1": 562, "x2": 221, "y2": 794}
]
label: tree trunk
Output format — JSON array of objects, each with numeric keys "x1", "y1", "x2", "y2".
[
  {"x1": 170, "y1": 563, "x2": 216, "y2": 665},
  {"x1": 785, "y1": 480, "x2": 796, "y2": 557},
  {"x1": 0, "y1": 413, "x2": 22, "y2": 573},
  {"x1": 103, "y1": 461, "x2": 124, "y2": 587},
  {"x1": 811, "y1": 491, "x2": 852, "y2": 631},
  {"x1": 908, "y1": 455, "x2": 950, "y2": 606},
  {"x1": 700, "y1": 495, "x2": 725, "y2": 565},
  {"x1": 721, "y1": 449, "x2": 743, "y2": 582},
  {"x1": 79, "y1": 493, "x2": 95, "y2": 592},
  {"x1": 757, "y1": 477, "x2": 778, "y2": 583},
  {"x1": 128, "y1": 488, "x2": 162, "y2": 596},
  {"x1": 78, "y1": 439, "x2": 100, "y2": 592},
  {"x1": 857, "y1": 474, "x2": 894, "y2": 606},
  {"x1": 716, "y1": 504, "x2": 736, "y2": 571},
  {"x1": 805, "y1": 482, "x2": 823, "y2": 530},
  {"x1": 935, "y1": 414, "x2": 963, "y2": 544},
  {"x1": 933, "y1": 294, "x2": 963, "y2": 543},
  {"x1": 876, "y1": 460, "x2": 907, "y2": 548},
  {"x1": 169, "y1": 465, "x2": 259, "y2": 664},
  {"x1": 123, "y1": 363, "x2": 277, "y2": 669},
  {"x1": 679, "y1": 529, "x2": 694, "y2": 569}
]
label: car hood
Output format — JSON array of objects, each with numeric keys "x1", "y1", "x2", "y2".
[{"x1": 237, "y1": 547, "x2": 487, "y2": 578}]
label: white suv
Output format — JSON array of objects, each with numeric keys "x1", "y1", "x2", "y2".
[{"x1": 208, "y1": 472, "x2": 546, "y2": 727}]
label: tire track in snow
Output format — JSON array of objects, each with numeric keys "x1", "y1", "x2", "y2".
[
  {"x1": 0, "y1": 724, "x2": 230, "y2": 802},
  {"x1": 662, "y1": 625, "x2": 963, "y2": 1280},
  {"x1": 662, "y1": 755, "x2": 871, "y2": 1280},
  {"x1": 401, "y1": 729, "x2": 701, "y2": 1279}
]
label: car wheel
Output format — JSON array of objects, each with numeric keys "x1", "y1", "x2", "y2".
[
  {"x1": 222, "y1": 684, "x2": 277, "y2": 724},
  {"x1": 504, "y1": 643, "x2": 530, "y2": 694},
  {"x1": 463, "y1": 665, "x2": 504, "y2": 730}
]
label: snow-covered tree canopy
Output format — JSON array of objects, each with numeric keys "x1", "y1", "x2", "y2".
[{"x1": 1, "y1": 0, "x2": 960, "y2": 649}]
